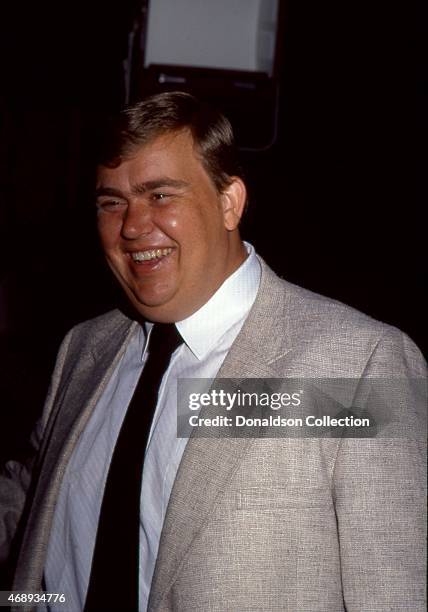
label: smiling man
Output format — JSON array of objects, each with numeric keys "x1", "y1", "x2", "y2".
[
  {"x1": 1, "y1": 92, "x2": 426, "y2": 612},
  {"x1": 95, "y1": 127, "x2": 247, "y2": 322}
]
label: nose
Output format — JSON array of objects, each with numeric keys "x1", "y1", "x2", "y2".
[{"x1": 121, "y1": 202, "x2": 154, "y2": 240}]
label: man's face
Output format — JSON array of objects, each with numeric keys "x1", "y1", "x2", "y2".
[{"x1": 96, "y1": 129, "x2": 246, "y2": 322}]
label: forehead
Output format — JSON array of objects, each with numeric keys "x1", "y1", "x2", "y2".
[{"x1": 96, "y1": 130, "x2": 207, "y2": 184}]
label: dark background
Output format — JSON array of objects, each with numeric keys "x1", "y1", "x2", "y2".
[{"x1": 0, "y1": 0, "x2": 426, "y2": 463}]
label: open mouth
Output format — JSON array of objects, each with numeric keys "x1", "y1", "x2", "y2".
[
  {"x1": 128, "y1": 247, "x2": 174, "y2": 270},
  {"x1": 129, "y1": 247, "x2": 173, "y2": 263}
]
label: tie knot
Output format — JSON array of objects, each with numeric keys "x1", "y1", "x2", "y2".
[{"x1": 149, "y1": 323, "x2": 182, "y2": 357}]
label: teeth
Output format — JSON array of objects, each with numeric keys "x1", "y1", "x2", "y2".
[{"x1": 131, "y1": 248, "x2": 172, "y2": 262}]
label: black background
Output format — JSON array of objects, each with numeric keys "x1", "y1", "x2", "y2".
[{"x1": 0, "y1": 0, "x2": 426, "y2": 462}]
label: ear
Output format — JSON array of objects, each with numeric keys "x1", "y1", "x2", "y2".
[{"x1": 221, "y1": 177, "x2": 247, "y2": 231}]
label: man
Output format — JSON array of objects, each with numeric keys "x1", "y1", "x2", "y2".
[{"x1": 0, "y1": 92, "x2": 426, "y2": 611}]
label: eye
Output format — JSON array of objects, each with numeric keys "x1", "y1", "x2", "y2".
[
  {"x1": 151, "y1": 192, "x2": 172, "y2": 202},
  {"x1": 96, "y1": 200, "x2": 127, "y2": 212}
]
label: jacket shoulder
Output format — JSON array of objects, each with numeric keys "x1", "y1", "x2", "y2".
[
  {"x1": 257, "y1": 260, "x2": 426, "y2": 376},
  {"x1": 65, "y1": 308, "x2": 132, "y2": 347}
]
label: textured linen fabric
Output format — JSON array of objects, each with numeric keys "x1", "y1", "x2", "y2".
[
  {"x1": 43, "y1": 243, "x2": 260, "y2": 612},
  {"x1": 1, "y1": 257, "x2": 426, "y2": 612}
]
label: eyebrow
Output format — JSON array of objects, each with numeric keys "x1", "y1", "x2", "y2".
[
  {"x1": 95, "y1": 178, "x2": 189, "y2": 199},
  {"x1": 132, "y1": 178, "x2": 189, "y2": 195}
]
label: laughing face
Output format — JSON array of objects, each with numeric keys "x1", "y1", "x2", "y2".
[{"x1": 96, "y1": 129, "x2": 247, "y2": 322}]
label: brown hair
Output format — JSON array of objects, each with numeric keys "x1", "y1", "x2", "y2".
[{"x1": 97, "y1": 91, "x2": 244, "y2": 193}]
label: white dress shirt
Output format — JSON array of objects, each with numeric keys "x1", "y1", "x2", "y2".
[{"x1": 44, "y1": 243, "x2": 260, "y2": 611}]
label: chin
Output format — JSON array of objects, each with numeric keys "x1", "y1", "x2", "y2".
[{"x1": 127, "y1": 294, "x2": 175, "y2": 322}]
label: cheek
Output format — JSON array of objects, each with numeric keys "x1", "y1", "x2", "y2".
[
  {"x1": 97, "y1": 215, "x2": 122, "y2": 250},
  {"x1": 155, "y1": 205, "x2": 180, "y2": 231},
  {"x1": 170, "y1": 207, "x2": 215, "y2": 244}
]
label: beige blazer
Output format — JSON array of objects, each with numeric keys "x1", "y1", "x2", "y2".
[{"x1": 1, "y1": 259, "x2": 426, "y2": 611}]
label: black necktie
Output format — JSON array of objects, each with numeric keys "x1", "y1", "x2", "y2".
[{"x1": 84, "y1": 323, "x2": 182, "y2": 612}]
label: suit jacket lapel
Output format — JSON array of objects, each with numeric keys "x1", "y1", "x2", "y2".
[
  {"x1": 14, "y1": 311, "x2": 137, "y2": 592},
  {"x1": 37, "y1": 314, "x2": 138, "y2": 488},
  {"x1": 149, "y1": 260, "x2": 295, "y2": 610}
]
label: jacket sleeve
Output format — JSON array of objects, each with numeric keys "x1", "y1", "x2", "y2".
[
  {"x1": 333, "y1": 328, "x2": 427, "y2": 611},
  {"x1": 0, "y1": 329, "x2": 74, "y2": 570}
]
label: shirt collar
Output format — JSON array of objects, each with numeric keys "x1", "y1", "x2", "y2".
[{"x1": 175, "y1": 242, "x2": 261, "y2": 360}]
